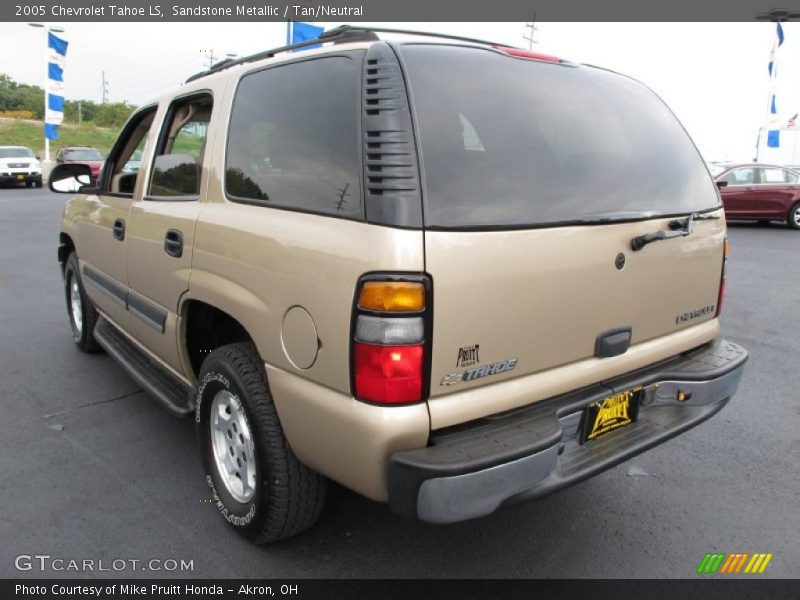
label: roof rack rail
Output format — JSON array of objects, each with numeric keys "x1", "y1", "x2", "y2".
[{"x1": 184, "y1": 25, "x2": 510, "y2": 83}]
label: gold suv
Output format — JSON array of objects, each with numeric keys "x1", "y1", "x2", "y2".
[{"x1": 51, "y1": 26, "x2": 748, "y2": 543}]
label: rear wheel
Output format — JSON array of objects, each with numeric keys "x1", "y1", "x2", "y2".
[
  {"x1": 788, "y1": 204, "x2": 800, "y2": 230},
  {"x1": 196, "y1": 342, "x2": 326, "y2": 544},
  {"x1": 63, "y1": 252, "x2": 101, "y2": 352}
]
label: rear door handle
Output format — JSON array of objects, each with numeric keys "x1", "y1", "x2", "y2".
[
  {"x1": 164, "y1": 229, "x2": 183, "y2": 258},
  {"x1": 112, "y1": 218, "x2": 125, "y2": 241}
]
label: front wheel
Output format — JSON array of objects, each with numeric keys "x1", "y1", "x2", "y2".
[
  {"x1": 788, "y1": 204, "x2": 800, "y2": 230},
  {"x1": 196, "y1": 342, "x2": 326, "y2": 544},
  {"x1": 63, "y1": 252, "x2": 101, "y2": 352}
]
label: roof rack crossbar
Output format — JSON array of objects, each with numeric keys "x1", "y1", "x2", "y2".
[{"x1": 184, "y1": 25, "x2": 510, "y2": 84}]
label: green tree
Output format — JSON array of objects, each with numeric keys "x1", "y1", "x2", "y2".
[{"x1": 94, "y1": 102, "x2": 136, "y2": 127}]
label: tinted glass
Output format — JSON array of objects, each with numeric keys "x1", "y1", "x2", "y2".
[
  {"x1": 721, "y1": 168, "x2": 755, "y2": 185},
  {"x1": 148, "y1": 96, "x2": 211, "y2": 198},
  {"x1": 226, "y1": 56, "x2": 361, "y2": 217},
  {"x1": 786, "y1": 170, "x2": 799, "y2": 183},
  {"x1": 401, "y1": 45, "x2": 718, "y2": 228}
]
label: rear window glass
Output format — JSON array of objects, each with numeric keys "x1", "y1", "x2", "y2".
[
  {"x1": 225, "y1": 56, "x2": 361, "y2": 217},
  {"x1": 400, "y1": 45, "x2": 718, "y2": 229},
  {"x1": 64, "y1": 149, "x2": 103, "y2": 161}
]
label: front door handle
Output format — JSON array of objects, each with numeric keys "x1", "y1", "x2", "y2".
[
  {"x1": 112, "y1": 218, "x2": 125, "y2": 241},
  {"x1": 164, "y1": 229, "x2": 183, "y2": 258}
]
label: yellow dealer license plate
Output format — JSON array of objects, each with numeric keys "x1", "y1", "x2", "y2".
[
  {"x1": 16, "y1": 174, "x2": 24, "y2": 181},
  {"x1": 581, "y1": 387, "x2": 642, "y2": 443}
]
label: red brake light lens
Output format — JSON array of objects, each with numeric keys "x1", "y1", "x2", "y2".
[
  {"x1": 354, "y1": 343, "x2": 423, "y2": 404},
  {"x1": 494, "y1": 46, "x2": 561, "y2": 63}
]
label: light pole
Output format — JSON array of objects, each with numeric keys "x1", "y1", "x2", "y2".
[{"x1": 28, "y1": 22, "x2": 66, "y2": 163}]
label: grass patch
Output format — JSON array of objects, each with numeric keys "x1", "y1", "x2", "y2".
[{"x1": 0, "y1": 118, "x2": 121, "y2": 157}]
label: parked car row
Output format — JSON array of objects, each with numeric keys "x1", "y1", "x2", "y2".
[
  {"x1": 0, "y1": 146, "x2": 43, "y2": 187},
  {"x1": 713, "y1": 163, "x2": 800, "y2": 229},
  {"x1": 0, "y1": 145, "x2": 106, "y2": 188}
]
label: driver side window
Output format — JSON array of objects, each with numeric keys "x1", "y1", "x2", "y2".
[{"x1": 101, "y1": 106, "x2": 157, "y2": 196}]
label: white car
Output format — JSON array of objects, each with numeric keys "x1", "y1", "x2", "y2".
[{"x1": 0, "y1": 146, "x2": 43, "y2": 187}]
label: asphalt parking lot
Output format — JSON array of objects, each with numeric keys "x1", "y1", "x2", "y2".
[{"x1": 0, "y1": 185, "x2": 798, "y2": 579}]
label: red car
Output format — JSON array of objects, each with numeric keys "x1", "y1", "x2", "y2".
[
  {"x1": 715, "y1": 163, "x2": 800, "y2": 229},
  {"x1": 55, "y1": 146, "x2": 105, "y2": 182}
]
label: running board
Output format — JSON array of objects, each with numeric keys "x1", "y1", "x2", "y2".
[{"x1": 94, "y1": 317, "x2": 194, "y2": 416}]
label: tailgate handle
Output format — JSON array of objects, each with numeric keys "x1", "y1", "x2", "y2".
[{"x1": 595, "y1": 326, "x2": 632, "y2": 358}]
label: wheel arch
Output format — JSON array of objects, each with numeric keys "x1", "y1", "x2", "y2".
[
  {"x1": 181, "y1": 298, "x2": 257, "y2": 378},
  {"x1": 58, "y1": 232, "x2": 76, "y2": 274}
]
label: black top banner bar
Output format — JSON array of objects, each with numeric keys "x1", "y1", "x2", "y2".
[{"x1": 3, "y1": 0, "x2": 800, "y2": 22}]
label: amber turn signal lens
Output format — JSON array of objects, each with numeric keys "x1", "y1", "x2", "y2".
[
  {"x1": 358, "y1": 282, "x2": 425, "y2": 312},
  {"x1": 723, "y1": 239, "x2": 730, "y2": 257}
]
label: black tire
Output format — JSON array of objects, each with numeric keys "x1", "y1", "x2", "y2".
[
  {"x1": 196, "y1": 342, "x2": 326, "y2": 544},
  {"x1": 788, "y1": 203, "x2": 800, "y2": 230},
  {"x1": 35, "y1": 180, "x2": 43, "y2": 188},
  {"x1": 63, "y1": 252, "x2": 101, "y2": 353}
]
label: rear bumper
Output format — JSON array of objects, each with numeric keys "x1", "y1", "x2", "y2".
[{"x1": 389, "y1": 338, "x2": 748, "y2": 524}]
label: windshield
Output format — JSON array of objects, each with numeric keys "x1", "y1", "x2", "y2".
[
  {"x1": 65, "y1": 149, "x2": 103, "y2": 161},
  {"x1": 0, "y1": 147, "x2": 34, "y2": 159},
  {"x1": 400, "y1": 45, "x2": 719, "y2": 229}
]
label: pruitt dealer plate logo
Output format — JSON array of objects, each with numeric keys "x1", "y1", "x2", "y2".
[{"x1": 456, "y1": 344, "x2": 480, "y2": 367}]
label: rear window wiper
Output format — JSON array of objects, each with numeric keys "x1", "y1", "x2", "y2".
[{"x1": 630, "y1": 212, "x2": 714, "y2": 251}]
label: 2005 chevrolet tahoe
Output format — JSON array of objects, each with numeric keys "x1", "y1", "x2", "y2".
[{"x1": 50, "y1": 26, "x2": 748, "y2": 543}]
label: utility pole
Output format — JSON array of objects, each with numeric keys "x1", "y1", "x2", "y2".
[
  {"x1": 202, "y1": 49, "x2": 217, "y2": 68},
  {"x1": 78, "y1": 100, "x2": 82, "y2": 124},
  {"x1": 523, "y1": 14, "x2": 539, "y2": 50},
  {"x1": 101, "y1": 71, "x2": 109, "y2": 104}
]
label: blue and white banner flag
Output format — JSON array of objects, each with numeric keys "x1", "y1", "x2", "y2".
[
  {"x1": 767, "y1": 23, "x2": 784, "y2": 148},
  {"x1": 45, "y1": 32, "x2": 68, "y2": 141}
]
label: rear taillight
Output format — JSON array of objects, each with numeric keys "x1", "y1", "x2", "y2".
[
  {"x1": 352, "y1": 276, "x2": 431, "y2": 405},
  {"x1": 716, "y1": 237, "x2": 729, "y2": 317}
]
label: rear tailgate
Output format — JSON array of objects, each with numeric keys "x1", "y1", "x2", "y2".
[
  {"x1": 397, "y1": 44, "x2": 725, "y2": 426},
  {"x1": 425, "y1": 215, "x2": 724, "y2": 397}
]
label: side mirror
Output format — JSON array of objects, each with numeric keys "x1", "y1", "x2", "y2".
[
  {"x1": 716, "y1": 180, "x2": 728, "y2": 188},
  {"x1": 49, "y1": 163, "x2": 94, "y2": 194},
  {"x1": 35, "y1": 155, "x2": 41, "y2": 161}
]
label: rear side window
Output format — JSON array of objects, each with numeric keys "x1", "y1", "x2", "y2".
[
  {"x1": 721, "y1": 168, "x2": 755, "y2": 185},
  {"x1": 759, "y1": 167, "x2": 795, "y2": 184},
  {"x1": 400, "y1": 45, "x2": 719, "y2": 229},
  {"x1": 226, "y1": 56, "x2": 362, "y2": 217}
]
